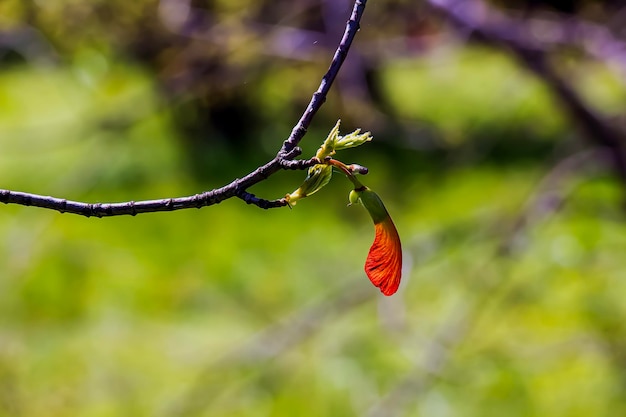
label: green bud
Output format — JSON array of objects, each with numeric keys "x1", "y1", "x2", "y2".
[
  {"x1": 286, "y1": 164, "x2": 333, "y2": 205},
  {"x1": 349, "y1": 189, "x2": 361, "y2": 205},
  {"x1": 350, "y1": 187, "x2": 388, "y2": 224},
  {"x1": 315, "y1": 120, "x2": 341, "y2": 160}
]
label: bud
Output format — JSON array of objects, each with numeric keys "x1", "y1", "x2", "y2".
[
  {"x1": 348, "y1": 164, "x2": 369, "y2": 175},
  {"x1": 348, "y1": 189, "x2": 361, "y2": 205},
  {"x1": 286, "y1": 164, "x2": 333, "y2": 205},
  {"x1": 315, "y1": 120, "x2": 341, "y2": 160}
]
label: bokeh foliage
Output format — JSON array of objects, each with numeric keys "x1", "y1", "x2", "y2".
[{"x1": 1, "y1": 0, "x2": 626, "y2": 416}]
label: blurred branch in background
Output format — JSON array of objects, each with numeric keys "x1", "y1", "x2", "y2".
[
  {"x1": 158, "y1": 0, "x2": 338, "y2": 62},
  {"x1": 0, "y1": 26, "x2": 58, "y2": 66},
  {"x1": 483, "y1": 7, "x2": 626, "y2": 79},
  {"x1": 428, "y1": 0, "x2": 626, "y2": 191}
]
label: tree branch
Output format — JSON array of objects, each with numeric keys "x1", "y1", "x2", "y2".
[{"x1": 0, "y1": 0, "x2": 368, "y2": 217}]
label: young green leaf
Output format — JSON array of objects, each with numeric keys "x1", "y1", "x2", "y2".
[
  {"x1": 335, "y1": 128, "x2": 372, "y2": 151},
  {"x1": 285, "y1": 164, "x2": 333, "y2": 205}
]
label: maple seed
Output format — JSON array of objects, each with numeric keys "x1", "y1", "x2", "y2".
[{"x1": 351, "y1": 188, "x2": 402, "y2": 296}]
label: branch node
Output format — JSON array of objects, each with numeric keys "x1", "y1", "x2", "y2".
[
  {"x1": 282, "y1": 146, "x2": 302, "y2": 160},
  {"x1": 236, "y1": 190, "x2": 288, "y2": 209},
  {"x1": 194, "y1": 194, "x2": 203, "y2": 209},
  {"x1": 280, "y1": 157, "x2": 321, "y2": 170}
]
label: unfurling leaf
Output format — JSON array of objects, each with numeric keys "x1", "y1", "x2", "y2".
[
  {"x1": 314, "y1": 120, "x2": 373, "y2": 160},
  {"x1": 334, "y1": 128, "x2": 372, "y2": 151}
]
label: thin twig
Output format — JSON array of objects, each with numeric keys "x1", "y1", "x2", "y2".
[{"x1": 0, "y1": 0, "x2": 368, "y2": 217}]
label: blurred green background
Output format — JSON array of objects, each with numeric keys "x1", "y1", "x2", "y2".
[{"x1": 1, "y1": 0, "x2": 626, "y2": 416}]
